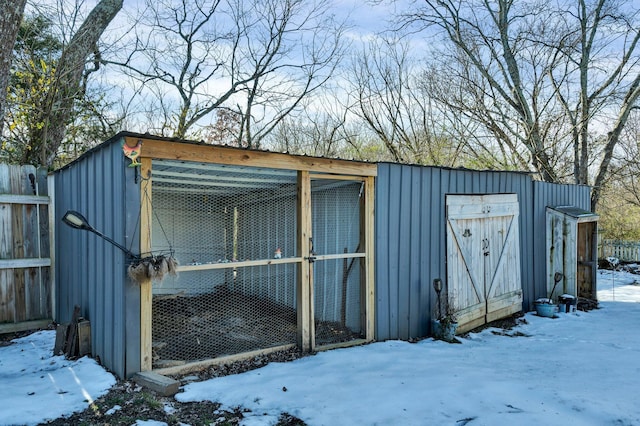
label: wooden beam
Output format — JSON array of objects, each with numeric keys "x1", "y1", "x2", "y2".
[
  {"x1": 309, "y1": 173, "x2": 367, "y2": 181},
  {"x1": 0, "y1": 258, "x2": 51, "y2": 269},
  {"x1": 0, "y1": 194, "x2": 50, "y2": 204},
  {"x1": 297, "y1": 171, "x2": 312, "y2": 351},
  {"x1": 128, "y1": 136, "x2": 377, "y2": 177},
  {"x1": 0, "y1": 319, "x2": 52, "y2": 335},
  {"x1": 139, "y1": 158, "x2": 153, "y2": 371},
  {"x1": 177, "y1": 257, "x2": 304, "y2": 272},
  {"x1": 364, "y1": 176, "x2": 375, "y2": 341},
  {"x1": 311, "y1": 253, "x2": 365, "y2": 262},
  {"x1": 153, "y1": 344, "x2": 296, "y2": 377},
  {"x1": 314, "y1": 338, "x2": 369, "y2": 352},
  {"x1": 47, "y1": 174, "x2": 56, "y2": 322},
  {"x1": 10, "y1": 167, "x2": 26, "y2": 323}
]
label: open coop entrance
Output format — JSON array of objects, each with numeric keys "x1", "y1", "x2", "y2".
[{"x1": 144, "y1": 158, "x2": 373, "y2": 371}]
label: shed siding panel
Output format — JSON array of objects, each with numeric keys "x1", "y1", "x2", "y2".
[
  {"x1": 54, "y1": 140, "x2": 134, "y2": 379},
  {"x1": 386, "y1": 166, "x2": 401, "y2": 339},
  {"x1": 375, "y1": 164, "x2": 534, "y2": 341},
  {"x1": 397, "y1": 166, "x2": 412, "y2": 339},
  {"x1": 408, "y1": 167, "x2": 423, "y2": 338},
  {"x1": 374, "y1": 166, "x2": 391, "y2": 340}
]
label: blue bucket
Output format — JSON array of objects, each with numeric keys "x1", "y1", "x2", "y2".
[{"x1": 534, "y1": 302, "x2": 556, "y2": 318}]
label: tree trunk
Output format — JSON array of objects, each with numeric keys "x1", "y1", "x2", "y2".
[
  {"x1": 0, "y1": 0, "x2": 27, "y2": 136},
  {"x1": 31, "y1": 0, "x2": 123, "y2": 167},
  {"x1": 591, "y1": 74, "x2": 640, "y2": 211}
]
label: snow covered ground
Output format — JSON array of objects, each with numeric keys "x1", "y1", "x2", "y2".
[
  {"x1": 0, "y1": 332, "x2": 115, "y2": 425},
  {"x1": 1, "y1": 268, "x2": 640, "y2": 425}
]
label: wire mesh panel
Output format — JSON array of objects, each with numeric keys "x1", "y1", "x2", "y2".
[
  {"x1": 314, "y1": 258, "x2": 363, "y2": 345},
  {"x1": 149, "y1": 160, "x2": 298, "y2": 367},
  {"x1": 311, "y1": 180, "x2": 364, "y2": 346}
]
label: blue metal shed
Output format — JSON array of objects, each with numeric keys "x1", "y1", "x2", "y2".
[
  {"x1": 52, "y1": 133, "x2": 594, "y2": 378},
  {"x1": 374, "y1": 163, "x2": 592, "y2": 341}
]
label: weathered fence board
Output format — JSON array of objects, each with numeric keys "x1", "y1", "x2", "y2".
[{"x1": 0, "y1": 164, "x2": 52, "y2": 333}]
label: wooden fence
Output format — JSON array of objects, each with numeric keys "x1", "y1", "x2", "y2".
[
  {"x1": 0, "y1": 164, "x2": 52, "y2": 333},
  {"x1": 598, "y1": 239, "x2": 640, "y2": 263}
]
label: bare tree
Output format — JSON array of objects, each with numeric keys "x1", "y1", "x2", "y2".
[
  {"x1": 597, "y1": 112, "x2": 640, "y2": 240},
  {"x1": 402, "y1": 0, "x2": 563, "y2": 179},
  {"x1": 418, "y1": 62, "x2": 534, "y2": 172},
  {"x1": 268, "y1": 106, "x2": 353, "y2": 158},
  {"x1": 110, "y1": 0, "x2": 346, "y2": 148},
  {"x1": 350, "y1": 36, "x2": 464, "y2": 166},
  {"x1": 548, "y1": 0, "x2": 640, "y2": 209},
  {"x1": 27, "y1": 0, "x2": 123, "y2": 167},
  {"x1": 0, "y1": 0, "x2": 28, "y2": 136},
  {"x1": 608, "y1": 111, "x2": 640, "y2": 208},
  {"x1": 403, "y1": 0, "x2": 640, "y2": 210}
]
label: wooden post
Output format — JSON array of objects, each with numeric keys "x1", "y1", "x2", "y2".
[
  {"x1": 341, "y1": 247, "x2": 348, "y2": 326},
  {"x1": 363, "y1": 176, "x2": 375, "y2": 341},
  {"x1": 297, "y1": 171, "x2": 312, "y2": 351},
  {"x1": 47, "y1": 174, "x2": 56, "y2": 321},
  {"x1": 140, "y1": 158, "x2": 153, "y2": 371},
  {"x1": 10, "y1": 166, "x2": 26, "y2": 322}
]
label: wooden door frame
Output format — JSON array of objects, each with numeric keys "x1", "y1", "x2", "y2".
[
  {"x1": 134, "y1": 137, "x2": 376, "y2": 371},
  {"x1": 303, "y1": 174, "x2": 375, "y2": 351}
]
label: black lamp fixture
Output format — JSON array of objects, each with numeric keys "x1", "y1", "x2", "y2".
[{"x1": 62, "y1": 210, "x2": 138, "y2": 259}]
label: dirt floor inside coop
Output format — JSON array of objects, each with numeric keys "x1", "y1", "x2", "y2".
[{"x1": 151, "y1": 289, "x2": 361, "y2": 368}]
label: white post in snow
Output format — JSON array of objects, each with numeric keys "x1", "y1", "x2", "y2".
[{"x1": 607, "y1": 257, "x2": 619, "y2": 301}]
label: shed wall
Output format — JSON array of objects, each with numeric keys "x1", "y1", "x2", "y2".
[
  {"x1": 374, "y1": 163, "x2": 534, "y2": 341},
  {"x1": 53, "y1": 138, "x2": 140, "y2": 378}
]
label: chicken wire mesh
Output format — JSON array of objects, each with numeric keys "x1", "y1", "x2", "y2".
[
  {"x1": 311, "y1": 180, "x2": 364, "y2": 346},
  {"x1": 149, "y1": 161, "x2": 298, "y2": 367},
  {"x1": 146, "y1": 160, "x2": 366, "y2": 367}
]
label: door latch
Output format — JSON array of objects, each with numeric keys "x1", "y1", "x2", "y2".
[
  {"x1": 482, "y1": 238, "x2": 490, "y2": 256},
  {"x1": 305, "y1": 237, "x2": 317, "y2": 262}
]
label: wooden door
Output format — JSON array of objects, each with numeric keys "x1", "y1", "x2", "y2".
[{"x1": 446, "y1": 194, "x2": 522, "y2": 333}]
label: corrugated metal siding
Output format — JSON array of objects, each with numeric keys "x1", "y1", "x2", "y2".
[
  {"x1": 532, "y1": 181, "x2": 592, "y2": 306},
  {"x1": 375, "y1": 163, "x2": 534, "y2": 341},
  {"x1": 54, "y1": 137, "x2": 139, "y2": 378}
]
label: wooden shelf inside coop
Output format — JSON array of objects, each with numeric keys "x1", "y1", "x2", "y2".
[{"x1": 176, "y1": 252, "x2": 365, "y2": 272}]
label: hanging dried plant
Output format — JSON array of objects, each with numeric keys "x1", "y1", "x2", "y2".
[
  {"x1": 127, "y1": 255, "x2": 179, "y2": 284},
  {"x1": 148, "y1": 256, "x2": 169, "y2": 281},
  {"x1": 166, "y1": 256, "x2": 179, "y2": 276},
  {"x1": 127, "y1": 261, "x2": 148, "y2": 283}
]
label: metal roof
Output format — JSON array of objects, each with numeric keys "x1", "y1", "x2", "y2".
[{"x1": 548, "y1": 205, "x2": 599, "y2": 221}]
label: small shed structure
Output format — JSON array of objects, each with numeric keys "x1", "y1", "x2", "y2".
[
  {"x1": 52, "y1": 132, "x2": 596, "y2": 378},
  {"x1": 546, "y1": 206, "x2": 599, "y2": 301}
]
